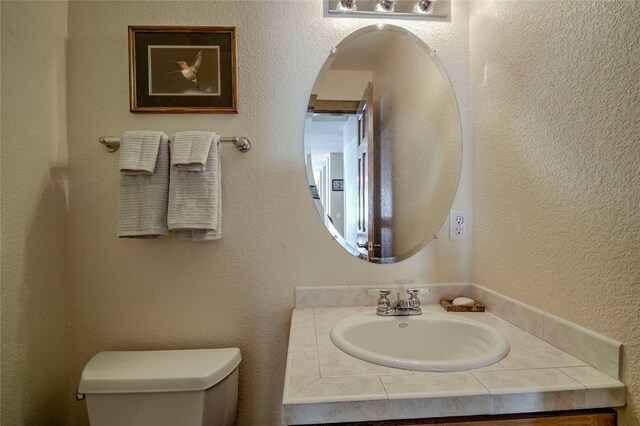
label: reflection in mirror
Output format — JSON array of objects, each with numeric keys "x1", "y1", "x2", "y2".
[{"x1": 304, "y1": 25, "x2": 461, "y2": 264}]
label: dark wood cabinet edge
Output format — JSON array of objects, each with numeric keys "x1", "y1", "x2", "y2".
[{"x1": 292, "y1": 408, "x2": 617, "y2": 426}]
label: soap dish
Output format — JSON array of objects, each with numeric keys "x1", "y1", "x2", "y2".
[{"x1": 440, "y1": 299, "x2": 485, "y2": 312}]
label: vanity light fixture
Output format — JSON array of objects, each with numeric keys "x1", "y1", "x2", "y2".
[
  {"x1": 324, "y1": 0, "x2": 448, "y2": 20},
  {"x1": 336, "y1": 0, "x2": 356, "y2": 11},
  {"x1": 374, "y1": 0, "x2": 395, "y2": 12},
  {"x1": 413, "y1": 0, "x2": 434, "y2": 14}
]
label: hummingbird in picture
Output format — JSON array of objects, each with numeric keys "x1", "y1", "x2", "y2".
[{"x1": 169, "y1": 50, "x2": 203, "y2": 89}]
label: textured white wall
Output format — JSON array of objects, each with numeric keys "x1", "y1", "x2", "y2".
[
  {"x1": 469, "y1": 1, "x2": 640, "y2": 424},
  {"x1": 0, "y1": 1, "x2": 70, "y2": 424},
  {"x1": 67, "y1": 1, "x2": 471, "y2": 424}
]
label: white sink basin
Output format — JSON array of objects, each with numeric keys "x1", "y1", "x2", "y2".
[{"x1": 330, "y1": 311, "x2": 510, "y2": 372}]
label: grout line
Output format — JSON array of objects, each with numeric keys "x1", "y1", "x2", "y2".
[
  {"x1": 377, "y1": 375, "x2": 391, "y2": 400},
  {"x1": 312, "y1": 307, "x2": 321, "y2": 375}
]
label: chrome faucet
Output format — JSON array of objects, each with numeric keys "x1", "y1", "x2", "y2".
[{"x1": 376, "y1": 288, "x2": 421, "y2": 316}]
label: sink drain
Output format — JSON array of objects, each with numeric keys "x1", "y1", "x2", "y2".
[{"x1": 398, "y1": 323, "x2": 409, "y2": 328}]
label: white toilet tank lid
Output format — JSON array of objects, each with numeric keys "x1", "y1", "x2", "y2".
[{"x1": 78, "y1": 348, "x2": 241, "y2": 394}]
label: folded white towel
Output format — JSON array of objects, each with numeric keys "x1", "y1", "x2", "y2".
[
  {"x1": 170, "y1": 131, "x2": 214, "y2": 172},
  {"x1": 119, "y1": 131, "x2": 163, "y2": 175},
  {"x1": 168, "y1": 132, "x2": 221, "y2": 240},
  {"x1": 117, "y1": 132, "x2": 169, "y2": 238}
]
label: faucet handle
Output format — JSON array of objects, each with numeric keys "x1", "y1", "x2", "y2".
[
  {"x1": 407, "y1": 288, "x2": 421, "y2": 309},
  {"x1": 376, "y1": 289, "x2": 391, "y2": 314}
]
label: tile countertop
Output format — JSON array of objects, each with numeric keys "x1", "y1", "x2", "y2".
[{"x1": 282, "y1": 305, "x2": 625, "y2": 425}]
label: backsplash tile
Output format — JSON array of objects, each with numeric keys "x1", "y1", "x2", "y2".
[
  {"x1": 496, "y1": 326, "x2": 587, "y2": 370},
  {"x1": 296, "y1": 283, "x2": 472, "y2": 308},
  {"x1": 471, "y1": 284, "x2": 545, "y2": 338},
  {"x1": 544, "y1": 313, "x2": 622, "y2": 379}
]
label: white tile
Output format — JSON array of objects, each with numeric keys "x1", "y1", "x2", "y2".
[
  {"x1": 446, "y1": 311, "x2": 512, "y2": 327},
  {"x1": 282, "y1": 400, "x2": 387, "y2": 425},
  {"x1": 387, "y1": 395, "x2": 490, "y2": 419},
  {"x1": 283, "y1": 352, "x2": 320, "y2": 398},
  {"x1": 490, "y1": 388, "x2": 587, "y2": 415},
  {"x1": 291, "y1": 308, "x2": 314, "y2": 324},
  {"x1": 466, "y1": 362, "x2": 506, "y2": 372},
  {"x1": 349, "y1": 283, "x2": 474, "y2": 307},
  {"x1": 317, "y1": 334, "x2": 408, "y2": 377},
  {"x1": 585, "y1": 387, "x2": 626, "y2": 408},
  {"x1": 554, "y1": 389, "x2": 588, "y2": 410},
  {"x1": 559, "y1": 366, "x2": 626, "y2": 409},
  {"x1": 496, "y1": 325, "x2": 587, "y2": 370},
  {"x1": 419, "y1": 283, "x2": 473, "y2": 305},
  {"x1": 472, "y1": 368, "x2": 584, "y2": 394},
  {"x1": 380, "y1": 372, "x2": 489, "y2": 399},
  {"x1": 497, "y1": 324, "x2": 550, "y2": 346},
  {"x1": 423, "y1": 303, "x2": 447, "y2": 313},
  {"x1": 544, "y1": 313, "x2": 621, "y2": 379},
  {"x1": 313, "y1": 306, "x2": 369, "y2": 335},
  {"x1": 498, "y1": 350, "x2": 586, "y2": 370},
  {"x1": 471, "y1": 284, "x2": 545, "y2": 337},
  {"x1": 285, "y1": 376, "x2": 387, "y2": 404},
  {"x1": 490, "y1": 392, "x2": 557, "y2": 414},
  {"x1": 491, "y1": 389, "x2": 586, "y2": 414},
  {"x1": 349, "y1": 284, "x2": 399, "y2": 306},
  {"x1": 559, "y1": 366, "x2": 624, "y2": 389},
  {"x1": 287, "y1": 320, "x2": 317, "y2": 352}
]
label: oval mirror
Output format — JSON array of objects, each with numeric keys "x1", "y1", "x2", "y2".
[{"x1": 304, "y1": 24, "x2": 462, "y2": 264}]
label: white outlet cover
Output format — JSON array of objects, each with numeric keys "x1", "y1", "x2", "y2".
[{"x1": 450, "y1": 210, "x2": 468, "y2": 240}]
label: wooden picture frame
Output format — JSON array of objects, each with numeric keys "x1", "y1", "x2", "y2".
[
  {"x1": 128, "y1": 26, "x2": 237, "y2": 113},
  {"x1": 332, "y1": 179, "x2": 344, "y2": 191}
]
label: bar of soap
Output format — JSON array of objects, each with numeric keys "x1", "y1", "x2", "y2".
[{"x1": 452, "y1": 297, "x2": 475, "y2": 306}]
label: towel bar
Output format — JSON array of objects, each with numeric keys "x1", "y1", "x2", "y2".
[{"x1": 98, "y1": 136, "x2": 251, "y2": 153}]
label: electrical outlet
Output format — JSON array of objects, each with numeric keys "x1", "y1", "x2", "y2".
[{"x1": 449, "y1": 210, "x2": 468, "y2": 240}]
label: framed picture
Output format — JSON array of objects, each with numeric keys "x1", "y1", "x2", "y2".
[
  {"x1": 310, "y1": 186, "x2": 320, "y2": 199},
  {"x1": 128, "y1": 26, "x2": 237, "y2": 113},
  {"x1": 332, "y1": 179, "x2": 344, "y2": 191}
]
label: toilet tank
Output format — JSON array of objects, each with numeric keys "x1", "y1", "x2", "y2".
[{"x1": 78, "y1": 348, "x2": 241, "y2": 426}]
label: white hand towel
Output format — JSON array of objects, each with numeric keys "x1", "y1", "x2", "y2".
[
  {"x1": 119, "y1": 131, "x2": 162, "y2": 175},
  {"x1": 168, "y1": 132, "x2": 221, "y2": 240},
  {"x1": 170, "y1": 131, "x2": 214, "y2": 172},
  {"x1": 117, "y1": 132, "x2": 169, "y2": 238}
]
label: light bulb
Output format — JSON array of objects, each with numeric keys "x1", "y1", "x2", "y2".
[
  {"x1": 412, "y1": 0, "x2": 434, "y2": 14},
  {"x1": 336, "y1": 0, "x2": 357, "y2": 11},
  {"x1": 374, "y1": 0, "x2": 395, "y2": 12}
]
